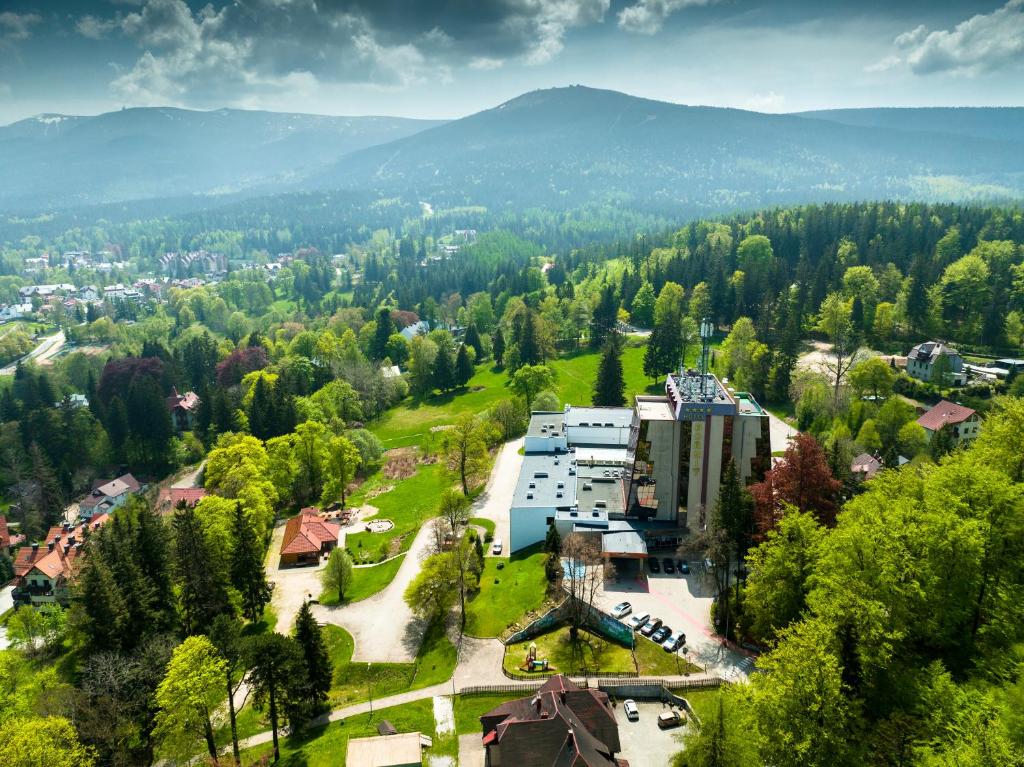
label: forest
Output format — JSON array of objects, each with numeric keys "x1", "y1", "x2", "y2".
[{"x1": 0, "y1": 199, "x2": 1022, "y2": 766}]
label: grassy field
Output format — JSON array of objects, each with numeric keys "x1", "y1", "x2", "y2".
[
  {"x1": 469, "y1": 516, "x2": 496, "y2": 539},
  {"x1": 504, "y1": 627, "x2": 636, "y2": 676},
  {"x1": 320, "y1": 554, "x2": 406, "y2": 605},
  {"x1": 370, "y1": 341, "x2": 659, "y2": 449},
  {"x1": 454, "y1": 692, "x2": 524, "y2": 734},
  {"x1": 343, "y1": 461, "x2": 452, "y2": 563},
  {"x1": 464, "y1": 543, "x2": 548, "y2": 638},
  {"x1": 634, "y1": 635, "x2": 703, "y2": 676},
  {"x1": 238, "y1": 698, "x2": 448, "y2": 766},
  {"x1": 322, "y1": 621, "x2": 456, "y2": 708}
]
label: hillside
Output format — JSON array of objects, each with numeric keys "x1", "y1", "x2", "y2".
[
  {"x1": 0, "y1": 107, "x2": 445, "y2": 211},
  {"x1": 318, "y1": 86, "x2": 1024, "y2": 216},
  {"x1": 796, "y1": 106, "x2": 1024, "y2": 143}
]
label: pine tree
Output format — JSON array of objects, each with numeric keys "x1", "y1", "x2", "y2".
[
  {"x1": 493, "y1": 328, "x2": 506, "y2": 366},
  {"x1": 371, "y1": 307, "x2": 395, "y2": 360},
  {"x1": 74, "y1": 556, "x2": 129, "y2": 653},
  {"x1": 517, "y1": 310, "x2": 541, "y2": 365},
  {"x1": 248, "y1": 375, "x2": 274, "y2": 440},
  {"x1": 431, "y1": 346, "x2": 455, "y2": 392},
  {"x1": 230, "y1": 502, "x2": 272, "y2": 623},
  {"x1": 590, "y1": 283, "x2": 619, "y2": 349},
  {"x1": 593, "y1": 334, "x2": 626, "y2": 407},
  {"x1": 455, "y1": 344, "x2": 474, "y2": 387},
  {"x1": 464, "y1": 323, "x2": 484, "y2": 359},
  {"x1": 173, "y1": 503, "x2": 232, "y2": 635},
  {"x1": 293, "y1": 602, "x2": 332, "y2": 712},
  {"x1": 544, "y1": 522, "x2": 562, "y2": 556},
  {"x1": 246, "y1": 633, "x2": 307, "y2": 763},
  {"x1": 106, "y1": 395, "x2": 130, "y2": 452}
]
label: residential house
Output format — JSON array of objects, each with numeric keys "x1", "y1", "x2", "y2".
[
  {"x1": 479, "y1": 675, "x2": 624, "y2": 767},
  {"x1": 279, "y1": 507, "x2": 341, "y2": 566},
  {"x1": 0, "y1": 515, "x2": 25, "y2": 557},
  {"x1": 166, "y1": 387, "x2": 200, "y2": 432},
  {"x1": 157, "y1": 486, "x2": 207, "y2": 515},
  {"x1": 906, "y1": 341, "x2": 965, "y2": 385},
  {"x1": 399, "y1": 320, "x2": 430, "y2": 341},
  {"x1": 78, "y1": 473, "x2": 143, "y2": 517},
  {"x1": 0, "y1": 303, "x2": 32, "y2": 321},
  {"x1": 77, "y1": 285, "x2": 100, "y2": 302},
  {"x1": 916, "y1": 400, "x2": 981, "y2": 446},
  {"x1": 11, "y1": 512, "x2": 109, "y2": 606},
  {"x1": 850, "y1": 453, "x2": 883, "y2": 481}
]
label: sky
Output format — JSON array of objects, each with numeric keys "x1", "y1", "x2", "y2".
[{"x1": 0, "y1": 0, "x2": 1022, "y2": 124}]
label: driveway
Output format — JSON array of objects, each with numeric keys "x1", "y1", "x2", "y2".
[
  {"x1": 470, "y1": 438, "x2": 522, "y2": 556},
  {"x1": 766, "y1": 409, "x2": 796, "y2": 454},
  {"x1": 266, "y1": 521, "x2": 329, "y2": 633},
  {"x1": 616, "y1": 700, "x2": 689, "y2": 767},
  {"x1": 596, "y1": 564, "x2": 754, "y2": 680},
  {"x1": 311, "y1": 520, "x2": 437, "y2": 663},
  {"x1": 172, "y1": 459, "x2": 206, "y2": 489}
]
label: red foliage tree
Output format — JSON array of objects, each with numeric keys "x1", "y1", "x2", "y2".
[
  {"x1": 390, "y1": 310, "x2": 420, "y2": 330},
  {"x1": 216, "y1": 346, "x2": 269, "y2": 387},
  {"x1": 97, "y1": 357, "x2": 166, "y2": 407},
  {"x1": 750, "y1": 432, "x2": 841, "y2": 533}
]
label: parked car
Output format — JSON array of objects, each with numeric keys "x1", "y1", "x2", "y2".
[
  {"x1": 657, "y1": 710, "x2": 684, "y2": 729},
  {"x1": 678, "y1": 560, "x2": 690, "y2": 574},
  {"x1": 491, "y1": 538, "x2": 503, "y2": 555},
  {"x1": 623, "y1": 699, "x2": 639, "y2": 721},
  {"x1": 611, "y1": 601, "x2": 632, "y2": 619},
  {"x1": 651, "y1": 625, "x2": 672, "y2": 643},
  {"x1": 663, "y1": 633, "x2": 686, "y2": 652},
  {"x1": 663, "y1": 558, "x2": 675, "y2": 574},
  {"x1": 640, "y1": 618, "x2": 663, "y2": 636},
  {"x1": 628, "y1": 612, "x2": 650, "y2": 631},
  {"x1": 648, "y1": 557, "x2": 660, "y2": 574}
]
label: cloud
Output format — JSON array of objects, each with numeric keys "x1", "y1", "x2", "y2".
[
  {"x1": 744, "y1": 90, "x2": 785, "y2": 113},
  {"x1": 470, "y1": 56, "x2": 505, "y2": 71},
  {"x1": 617, "y1": 0, "x2": 714, "y2": 36},
  {"x1": 0, "y1": 11, "x2": 41, "y2": 41},
  {"x1": 78, "y1": 0, "x2": 615, "y2": 106},
  {"x1": 895, "y1": 0, "x2": 1024, "y2": 75},
  {"x1": 76, "y1": 15, "x2": 120, "y2": 40},
  {"x1": 865, "y1": 54, "x2": 901, "y2": 73}
]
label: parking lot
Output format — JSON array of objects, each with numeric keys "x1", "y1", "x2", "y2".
[
  {"x1": 615, "y1": 700, "x2": 690, "y2": 767},
  {"x1": 596, "y1": 558, "x2": 755, "y2": 679}
]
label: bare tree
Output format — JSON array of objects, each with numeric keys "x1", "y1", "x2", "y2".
[
  {"x1": 816, "y1": 293, "x2": 861, "y2": 411},
  {"x1": 561, "y1": 533, "x2": 603, "y2": 637}
]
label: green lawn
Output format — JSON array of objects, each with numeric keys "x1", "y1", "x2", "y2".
[
  {"x1": 634, "y1": 635, "x2": 703, "y2": 676},
  {"x1": 344, "y1": 461, "x2": 452, "y2": 563},
  {"x1": 469, "y1": 516, "x2": 496, "y2": 539},
  {"x1": 322, "y1": 621, "x2": 456, "y2": 708},
  {"x1": 370, "y1": 342, "x2": 657, "y2": 449},
  {"x1": 320, "y1": 554, "x2": 407, "y2": 605},
  {"x1": 464, "y1": 544, "x2": 548, "y2": 637},
  {"x1": 238, "y1": 699, "x2": 446, "y2": 767},
  {"x1": 676, "y1": 687, "x2": 724, "y2": 719},
  {"x1": 454, "y1": 692, "x2": 524, "y2": 735},
  {"x1": 504, "y1": 627, "x2": 636, "y2": 677}
]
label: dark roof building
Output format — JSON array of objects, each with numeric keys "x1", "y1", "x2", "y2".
[{"x1": 480, "y1": 675, "x2": 625, "y2": 767}]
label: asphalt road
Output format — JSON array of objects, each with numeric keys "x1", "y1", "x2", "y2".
[{"x1": 0, "y1": 329, "x2": 66, "y2": 376}]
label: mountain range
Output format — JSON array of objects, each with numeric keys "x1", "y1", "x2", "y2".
[{"x1": 2, "y1": 87, "x2": 1023, "y2": 216}]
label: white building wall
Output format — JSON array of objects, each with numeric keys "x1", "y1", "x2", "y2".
[
  {"x1": 510, "y1": 505, "x2": 555, "y2": 552},
  {"x1": 524, "y1": 434, "x2": 568, "y2": 453},
  {"x1": 565, "y1": 425, "x2": 631, "y2": 446},
  {"x1": 731, "y1": 413, "x2": 767, "y2": 484}
]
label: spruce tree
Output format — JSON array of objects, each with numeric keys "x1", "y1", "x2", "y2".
[
  {"x1": 517, "y1": 310, "x2": 541, "y2": 365},
  {"x1": 230, "y1": 502, "x2": 272, "y2": 623},
  {"x1": 371, "y1": 307, "x2": 395, "y2": 360},
  {"x1": 593, "y1": 334, "x2": 626, "y2": 407},
  {"x1": 293, "y1": 601, "x2": 332, "y2": 712},
  {"x1": 590, "y1": 283, "x2": 619, "y2": 349},
  {"x1": 431, "y1": 346, "x2": 455, "y2": 392},
  {"x1": 464, "y1": 323, "x2": 484, "y2": 359},
  {"x1": 544, "y1": 522, "x2": 562, "y2": 556},
  {"x1": 248, "y1": 375, "x2": 274, "y2": 440},
  {"x1": 455, "y1": 344, "x2": 474, "y2": 387},
  {"x1": 172, "y1": 503, "x2": 232, "y2": 635},
  {"x1": 493, "y1": 328, "x2": 506, "y2": 366},
  {"x1": 74, "y1": 556, "x2": 129, "y2": 652}
]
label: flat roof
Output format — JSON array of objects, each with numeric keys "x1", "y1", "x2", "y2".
[
  {"x1": 733, "y1": 391, "x2": 764, "y2": 415},
  {"x1": 527, "y1": 412, "x2": 565, "y2": 438},
  {"x1": 635, "y1": 396, "x2": 675, "y2": 421},
  {"x1": 346, "y1": 733, "x2": 422, "y2": 767},
  {"x1": 576, "y1": 465, "x2": 626, "y2": 515},
  {"x1": 564, "y1": 406, "x2": 634, "y2": 429},
  {"x1": 573, "y1": 447, "x2": 630, "y2": 465},
  {"x1": 602, "y1": 531, "x2": 648, "y2": 557},
  {"x1": 512, "y1": 453, "x2": 575, "y2": 508}
]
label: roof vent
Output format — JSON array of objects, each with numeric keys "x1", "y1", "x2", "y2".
[
  {"x1": 595, "y1": 500, "x2": 606, "y2": 508},
  {"x1": 526, "y1": 493, "x2": 534, "y2": 500},
  {"x1": 583, "y1": 483, "x2": 592, "y2": 491},
  {"x1": 557, "y1": 482, "x2": 564, "y2": 488},
  {"x1": 580, "y1": 421, "x2": 589, "y2": 427},
  {"x1": 570, "y1": 511, "x2": 578, "y2": 517},
  {"x1": 556, "y1": 492, "x2": 563, "y2": 498},
  {"x1": 554, "y1": 458, "x2": 559, "y2": 465},
  {"x1": 529, "y1": 482, "x2": 536, "y2": 489},
  {"x1": 568, "y1": 468, "x2": 576, "y2": 475},
  {"x1": 592, "y1": 511, "x2": 600, "y2": 517}
]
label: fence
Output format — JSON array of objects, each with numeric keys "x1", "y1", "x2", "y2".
[
  {"x1": 502, "y1": 666, "x2": 640, "y2": 681},
  {"x1": 460, "y1": 682, "x2": 544, "y2": 695}
]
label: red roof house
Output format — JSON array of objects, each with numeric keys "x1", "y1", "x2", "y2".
[
  {"x1": 167, "y1": 387, "x2": 200, "y2": 432},
  {"x1": 157, "y1": 486, "x2": 208, "y2": 515},
  {"x1": 0, "y1": 515, "x2": 24, "y2": 556},
  {"x1": 479, "y1": 675, "x2": 624, "y2": 767},
  {"x1": 12, "y1": 512, "x2": 110, "y2": 606},
  {"x1": 916, "y1": 400, "x2": 981, "y2": 445},
  {"x1": 279, "y1": 508, "x2": 341, "y2": 566}
]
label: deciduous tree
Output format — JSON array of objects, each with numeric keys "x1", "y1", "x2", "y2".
[{"x1": 154, "y1": 635, "x2": 227, "y2": 764}]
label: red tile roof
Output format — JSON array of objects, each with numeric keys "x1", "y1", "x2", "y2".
[
  {"x1": 916, "y1": 400, "x2": 977, "y2": 432},
  {"x1": 12, "y1": 512, "x2": 109, "y2": 584},
  {"x1": 166, "y1": 387, "x2": 200, "y2": 412},
  {"x1": 281, "y1": 511, "x2": 340, "y2": 556},
  {"x1": 158, "y1": 486, "x2": 207, "y2": 513}
]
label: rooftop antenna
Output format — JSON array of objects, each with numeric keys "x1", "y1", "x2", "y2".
[{"x1": 699, "y1": 317, "x2": 713, "y2": 396}]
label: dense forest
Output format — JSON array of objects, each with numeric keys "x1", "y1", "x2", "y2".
[{"x1": 0, "y1": 199, "x2": 1022, "y2": 765}]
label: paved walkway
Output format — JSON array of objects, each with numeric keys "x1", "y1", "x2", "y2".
[
  {"x1": 0, "y1": 584, "x2": 14, "y2": 650},
  {"x1": 468, "y1": 438, "x2": 522, "y2": 554},
  {"x1": 311, "y1": 519, "x2": 437, "y2": 663}
]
